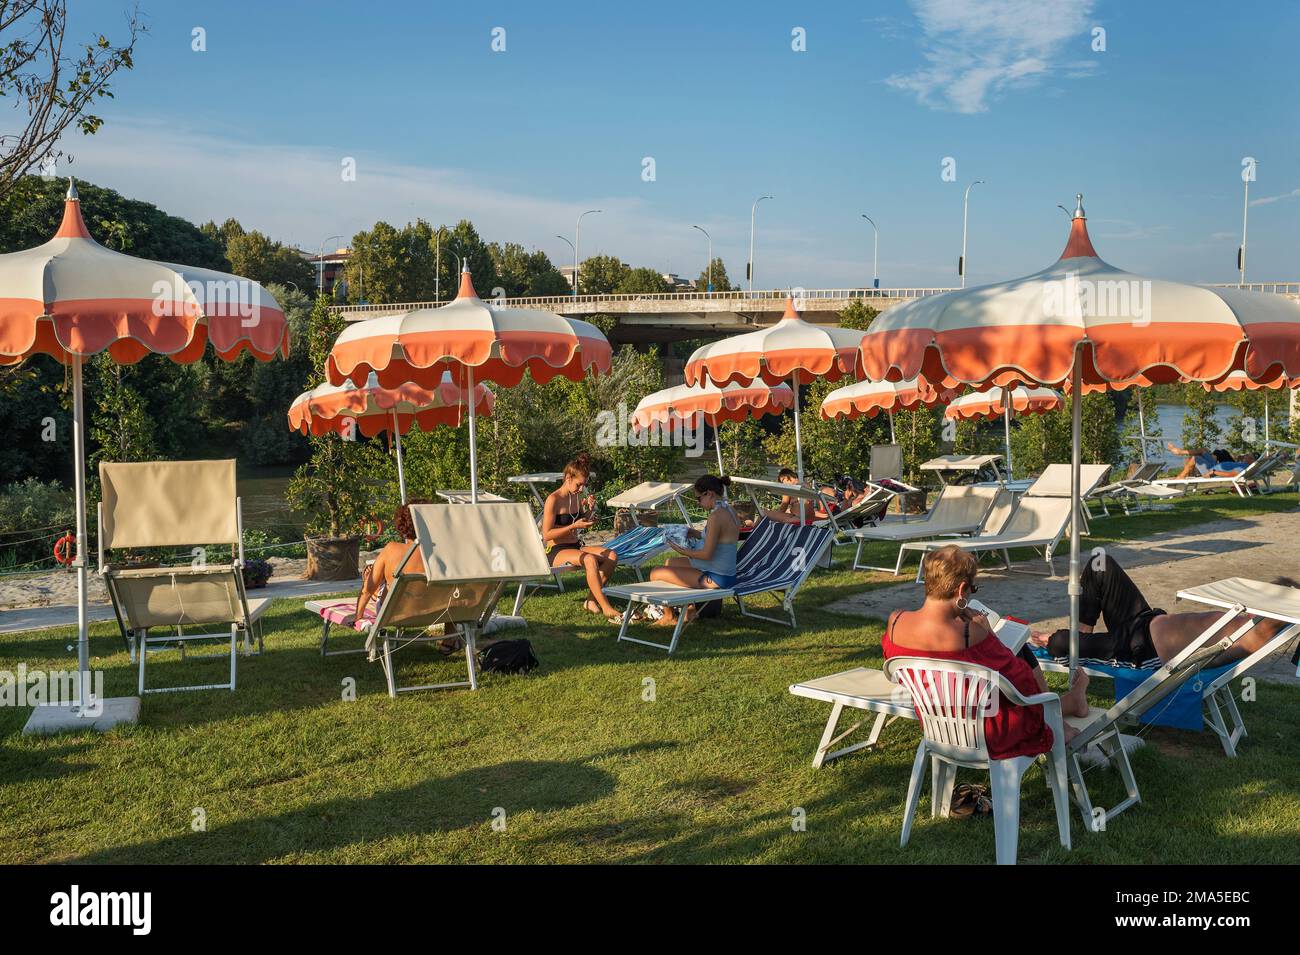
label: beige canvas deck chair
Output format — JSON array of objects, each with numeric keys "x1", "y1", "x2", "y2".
[
  {"x1": 97, "y1": 460, "x2": 268, "y2": 694},
  {"x1": 848, "y1": 485, "x2": 1009, "y2": 574},
  {"x1": 869, "y1": 444, "x2": 918, "y2": 491},
  {"x1": 365, "y1": 502, "x2": 550, "y2": 697}
]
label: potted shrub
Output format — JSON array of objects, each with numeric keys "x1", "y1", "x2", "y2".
[{"x1": 242, "y1": 557, "x2": 274, "y2": 589}]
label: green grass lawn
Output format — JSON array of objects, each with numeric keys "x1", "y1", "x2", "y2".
[{"x1": 2, "y1": 493, "x2": 1299, "y2": 864}]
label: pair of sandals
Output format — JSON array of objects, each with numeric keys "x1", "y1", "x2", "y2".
[{"x1": 949, "y1": 783, "x2": 993, "y2": 819}]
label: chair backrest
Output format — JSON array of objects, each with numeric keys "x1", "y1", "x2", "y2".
[
  {"x1": 1129, "y1": 461, "x2": 1162, "y2": 483},
  {"x1": 979, "y1": 488, "x2": 1017, "y2": 533},
  {"x1": 1024, "y1": 463, "x2": 1112, "y2": 498},
  {"x1": 107, "y1": 565, "x2": 249, "y2": 629},
  {"x1": 998, "y1": 496, "x2": 1073, "y2": 539},
  {"x1": 884, "y1": 656, "x2": 1003, "y2": 761},
  {"x1": 606, "y1": 525, "x2": 667, "y2": 563},
  {"x1": 409, "y1": 502, "x2": 551, "y2": 582},
  {"x1": 100, "y1": 460, "x2": 239, "y2": 551},
  {"x1": 927, "y1": 484, "x2": 1001, "y2": 528},
  {"x1": 734, "y1": 520, "x2": 833, "y2": 592},
  {"x1": 870, "y1": 444, "x2": 903, "y2": 482}
]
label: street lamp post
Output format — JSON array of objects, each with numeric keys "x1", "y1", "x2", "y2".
[
  {"x1": 748, "y1": 195, "x2": 773, "y2": 293},
  {"x1": 317, "y1": 234, "x2": 343, "y2": 294},
  {"x1": 959, "y1": 180, "x2": 984, "y2": 288},
  {"x1": 574, "y1": 209, "x2": 602, "y2": 297},
  {"x1": 692, "y1": 225, "x2": 712, "y2": 292},
  {"x1": 860, "y1": 214, "x2": 879, "y2": 290},
  {"x1": 554, "y1": 235, "x2": 575, "y2": 293}
]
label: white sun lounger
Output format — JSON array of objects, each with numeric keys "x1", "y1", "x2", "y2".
[
  {"x1": 848, "y1": 484, "x2": 1010, "y2": 574},
  {"x1": 898, "y1": 460, "x2": 1110, "y2": 578},
  {"x1": 435, "y1": 490, "x2": 513, "y2": 504},
  {"x1": 603, "y1": 519, "x2": 834, "y2": 654},
  {"x1": 507, "y1": 471, "x2": 564, "y2": 510},
  {"x1": 364, "y1": 503, "x2": 551, "y2": 696},
  {"x1": 1087, "y1": 462, "x2": 1178, "y2": 516},
  {"x1": 870, "y1": 444, "x2": 920, "y2": 493},
  {"x1": 920, "y1": 453, "x2": 1006, "y2": 485},
  {"x1": 97, "y1": 460, "x2": 270, "y2": 694},
  {"x1": 605, "y1": 481, "x2": 692, "y2": 524}
]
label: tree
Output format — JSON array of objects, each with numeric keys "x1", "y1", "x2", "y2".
[
  {"x1": 225, "y1": 229, "x2": 315, "y2": 290},
  {"x1": 344, "y1": 219, "x2": 437, "y2": 304},
  {"x1": 838, "y1": 300, "x2": 878, "y2": 330},
  {"x1": 762, "y1": 377, "x2": 891, "y2": 481},
  {"x1": 1118, "y1": 387, "x2": 1162, "y2": 467},
  {"x1": 577, "y1": 254, "x2": 628, "y2": 295},
  {"x1": 488, "y1": 242, "x2": 569, "y2": 297},
  {"x1": 433, "y1": 220, "x2": 499, "y2": 301},
  {"x1": 616, "y1": 267, "x2": 669, "y2": 295},
  {"x1": 1181, "y1": 383, "x2": 1223, "y2": 451},
  {"x1": 695, "y1": 257, "x2": 734, "y2": 292},
  {"x1": 88, "y1": 355, "x2": 159, "y2": 472},
  {"x1": 0, "y1": 1, "x2": 140, "y2": 199}
]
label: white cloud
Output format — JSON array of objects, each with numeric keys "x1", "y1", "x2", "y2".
[
  {"x1": 886, "y1": 0, "x2": 1096, "y2": 113},
  {"x1": 51, "y1": 117, "x2": 868, "y2": 288},
  {"x1": 1250, "y1": 187, "x2": 1300, "y2": 207}
]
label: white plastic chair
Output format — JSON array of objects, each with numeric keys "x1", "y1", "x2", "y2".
[{"x1": 884, "y1": 656, "x2": 1072, "y2": 865}]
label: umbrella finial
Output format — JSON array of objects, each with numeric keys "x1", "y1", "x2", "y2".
[
  {"x1": 780, "y1": 295, "x2": 799, "y2": 321},
  {"x1": 54, "y1": 177, "x2": 91, "y2": 240},
  {"x1": 1058, "y1": 193, "x2": 1097, "y2": 260},
  {"x1": 455, "y1": 265, "x2": 478, "y2": 300}
]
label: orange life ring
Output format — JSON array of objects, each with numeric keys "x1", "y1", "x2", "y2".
[
  {"x1": 53, "y1": 531, "x2": 77, "y2": 566},
  {"x1": 358, "y1": 517, "x2": 385, "y2": 543}
]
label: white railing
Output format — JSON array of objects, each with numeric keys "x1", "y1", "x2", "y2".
[
  {"x1": 333, "y1": 287, "x2": 956, "y2": 316},
  {"x1": 333, "y1": 281, "x2": 1300, "y2": 317}
]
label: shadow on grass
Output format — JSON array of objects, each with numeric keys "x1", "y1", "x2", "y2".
[{"x1": 75, "y1": 758, "x2": 617, "y2": 864}]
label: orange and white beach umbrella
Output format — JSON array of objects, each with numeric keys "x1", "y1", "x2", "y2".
[
  {"x1": 685, "y1": 296, "x2": 865, "y2": 492},
  {"x1": 629, "y1": 380, "x2": 794, "y2": 474},
  {"x1": 326, "y1": 267, "x2": 611, "y2": 500},
  {"x1": 859, "y1": 194, "x2": 1300, "y2": 673},
  {"x1": 0, "y1": 181, "x2": 289, "y2": 718},
  {"x1": 820, "y1": 377, "x2": 954, "y2": 444},
  {"x1": 288, "y1": 371, "x2": 494, "y2": 502},
  {"x1": 944, "y1": 387, "x2": 1064, "y2": 479}
]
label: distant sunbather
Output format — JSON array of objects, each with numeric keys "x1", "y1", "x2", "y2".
[
  {"x1": 1167, "y1": 442, "x2": 1253, "y2": 479},
  {"x1": 883, "y1": 545, "x2": 1091, "y2": 751},
  {"x1": 759, "y1": 468, "x2": 852, "y2": 525},
  {"x1": 542, "y1": 453, "x2": 622, "y2": 621},
  {"x1": 1029, "y1": 553, "x2": 1289, "y2": 666}
]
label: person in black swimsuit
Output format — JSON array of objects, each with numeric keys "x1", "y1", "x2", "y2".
[
  {"x1": 541, "y1": 453, "x2": 621, "y2": 620},
  {"x1": 1030, "y1": 553, "x2": 1292, "y2": 666}
]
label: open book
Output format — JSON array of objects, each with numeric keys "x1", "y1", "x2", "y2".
[{"x1": 967, "y1": 599, "x2": 1032, "y2": 655}]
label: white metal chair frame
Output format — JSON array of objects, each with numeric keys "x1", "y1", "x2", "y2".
[{"x1": 884, "y1": 656, "x2": 1072, "y2": 866}]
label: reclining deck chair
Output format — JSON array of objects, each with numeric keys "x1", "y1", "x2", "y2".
[
  {"x1": 603, "y1": 519, "x2": 835, "y2": 654},
  {"x1": 899, "y1": 465, "x2": 1109, "y2": 581},
  {"x1": 1086, "y1": 462, "x2": 1178, "y2": 516},
  {"x1": 365, "y1": 502, "x2": 551, "y2": 697},
  {"x1": 848, "y1": 485, "x2": 1008, "y2": 574},
  {"x1": 729, "y1": 475, "x2": 858, "y2": 566},
  {"x1": 97, "y1": 460, "x2": 268, "y2": 694}
]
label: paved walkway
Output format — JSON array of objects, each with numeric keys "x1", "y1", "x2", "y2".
[
  {"x1": 828, "y1": 509, "x2": 1300, "y2": 685},
  {"x1": 0, "y1": 575, "x2": 360, "y2": 635}
]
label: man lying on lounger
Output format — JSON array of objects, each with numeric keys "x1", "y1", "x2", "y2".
[
  {"x1": 1028, "y1": 553, "x2": 1291, "y2": 666},
  {"x1": 756, "y1": 468, "x2": 863, "y2": 525},
  {"x1": 1166, "y1": 442, "x2": 1254, "y2": 480}
]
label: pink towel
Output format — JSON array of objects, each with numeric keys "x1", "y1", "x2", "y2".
[{"x1": 318, "y1": 600, "x2": 373, "y2": 632}]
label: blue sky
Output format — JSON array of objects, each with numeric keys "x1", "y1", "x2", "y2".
[{"x1": 44, "y1": 0, "x2": 1300, "y2": 289}]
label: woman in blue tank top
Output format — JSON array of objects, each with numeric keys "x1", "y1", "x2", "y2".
[{"x1": 650, "y1": 474, "x2": 740, "y2": 627}]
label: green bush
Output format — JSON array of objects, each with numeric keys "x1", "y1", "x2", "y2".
[
  {"x1": 240, "y1": 414, "x2": 307, "y2": 467},
  {"x1": 0, "y1": 478, "x2": 76, "y2": 568}
]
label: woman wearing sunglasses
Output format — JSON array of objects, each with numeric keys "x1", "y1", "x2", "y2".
[
  {"x1": 649, "y1": 474, "x2": 740, "y2": 627},
  {"x1": 882, "y1": 545, "x2": 1092, "y2": 754}
]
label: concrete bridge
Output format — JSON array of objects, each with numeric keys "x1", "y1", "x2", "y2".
[{"x1": 332, "y1": 282, "x2": 1300, "y2": 345}]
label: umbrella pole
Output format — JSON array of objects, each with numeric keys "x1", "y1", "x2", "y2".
[
  {"x1": 1265, "y1": 400, "x2": 1270, "y2": 445},
  {"x1": 1003, "y1": 403, "x2": 1013, "y2": 481},
  {"x1": 72, "y1": 355, "x2": 92, "y2": 714},
  {"x1": 712, "y1": 414, "x2": 725, "y2": 476},
  {"x1": 888, "y1": 410, "x2": 896, "y2": 444},
  {"x1": 791, "y1": 373, "x2": 805, "y2": 522},
  {"x1": 1138, "y1": 397, "x2": 1148, "y2": 465},
  {"x1": 1068, "y1": 356, "x2": 1082, "y2": 682},
  {"x1": 467, "y1": 367, "x2": 479, "y2": 503},
  {"x1": 392, "y1": 410, "x2": 407, "y2": 505}
]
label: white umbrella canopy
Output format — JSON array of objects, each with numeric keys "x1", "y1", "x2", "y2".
[
  {"x1": 685, "y1": 296, "x2": 865, "y2": 501},
  {"x1": 944, "y1": 387, "x2": 1064, "y2": 479},
  {"x1": 820, "y1": 376, "x2": 955, "y2": 443},
  {"x1": 629, "y1": 380, "x2": 794, "y2": 474},
  {"x1": 287, "y1": 371, "x2": 495, "y2": 503},
  {"x1": 326, "y1": 267, "x2": 612, "y2": 501},
  {"x1": 0, "y1": 181, "x2": 289, "y2": 720},
  {"x1": 860, "y1": 194, "x2": 1300, "y2": 675}
]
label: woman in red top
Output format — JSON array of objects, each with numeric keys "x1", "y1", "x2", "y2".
[{"x1": 882, "y1": 545, "x2": 1091, "y2": 758}]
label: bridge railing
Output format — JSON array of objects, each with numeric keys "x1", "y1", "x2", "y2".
[
  {"x1": 332, "y1": 287, "x2": 957, "y2": 317},
  {"x1": 1204, "y1": 282, "x2": 1300, "y2": 295}
]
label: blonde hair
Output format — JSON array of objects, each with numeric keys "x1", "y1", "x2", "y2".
[{"x1": 923, "y1": 545, "x2": 978, "y2": 600}]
